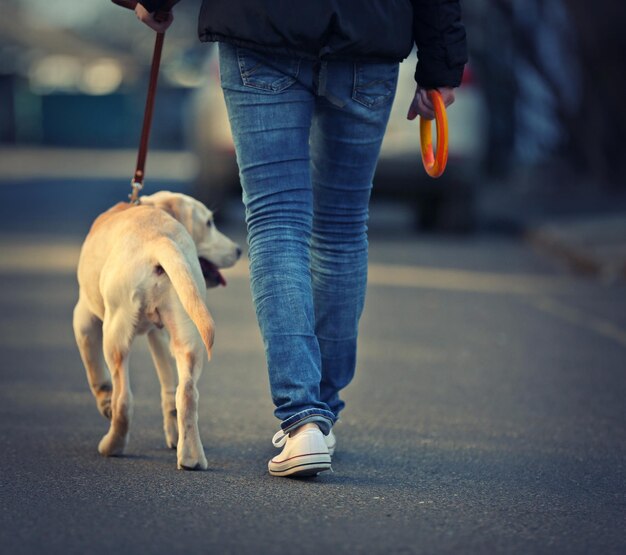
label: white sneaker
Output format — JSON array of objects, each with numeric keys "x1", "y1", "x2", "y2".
[
  {"x1": 268, "y1": 425, "x2": 331, "y2": 477},
  {"x1": 325, "y1": 429, "x2": 336, "y2": 457}
]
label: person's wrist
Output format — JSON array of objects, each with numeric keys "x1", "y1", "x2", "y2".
[{"x1": 137, "y1": 0, "x2": 157, "y2": 11}]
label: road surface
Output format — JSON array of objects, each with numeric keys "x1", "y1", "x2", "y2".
[{"x1": 0, "y1": 178, "x2": 624, "y2": 554}]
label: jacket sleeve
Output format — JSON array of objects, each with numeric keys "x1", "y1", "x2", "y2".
[
  {"x1": 138, "y1": 0, "x2": 180, "y2": 12},
  {"x1": 138, "y1": 0, "x2": 163, "y2": 11},
  {"x1": 411, "y1": 0, "x2": 468, "y2": 88}
]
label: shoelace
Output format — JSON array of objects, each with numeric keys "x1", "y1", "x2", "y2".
[{"x1": 272, "y1": 429, "x2": 289, "y2": 448}]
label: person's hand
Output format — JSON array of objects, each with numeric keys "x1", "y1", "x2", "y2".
[
  {"x1": 407, "y1": 86, "x2": 455, "y2": 121},
  {"x1": 134, "y1": 3, "x2": 174, "y2": 33}
]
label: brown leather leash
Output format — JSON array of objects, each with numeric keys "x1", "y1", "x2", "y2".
[{"x1": 111, "y1": 0, "x2": 177, "y2": 203}]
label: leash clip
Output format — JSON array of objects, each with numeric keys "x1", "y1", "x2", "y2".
[{"x1": 129, "y1": 180, "x2": 143, "y2": 205}]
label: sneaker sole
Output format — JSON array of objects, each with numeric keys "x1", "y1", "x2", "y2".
[{"x1": 268, "y1": 453, "x2": 331, "y2": 478}]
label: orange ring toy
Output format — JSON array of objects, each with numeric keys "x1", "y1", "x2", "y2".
[{"x1": 420, "y1": 90, "x2": 449, "y2": 178}]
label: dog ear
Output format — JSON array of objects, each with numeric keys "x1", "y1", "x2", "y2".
[
  {"x1": 157, "y1": 200, "x2": 179, "y2": 220},
  {"x1": 144, "y1": 195, "x2": 181, "y2": 221}
]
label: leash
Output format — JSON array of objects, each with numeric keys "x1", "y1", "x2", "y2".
[
  {"x1": 129, "y1": 28, "x2": 165, "y2": 204},
  {"x1": 420, "y1": 90, "x2": 449, "y2": 178},
  {"x1": 111, "y1": 0, "x2": 175, "y2": 203}
]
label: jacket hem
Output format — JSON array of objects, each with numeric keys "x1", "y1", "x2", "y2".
[{"x1": 199, "y1": 31, "x2": 406, "y2": 64}]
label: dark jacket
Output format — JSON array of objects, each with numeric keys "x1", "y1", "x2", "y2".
[{"x1": 139, "y1": 0, "x2": 467, "y2": 87}]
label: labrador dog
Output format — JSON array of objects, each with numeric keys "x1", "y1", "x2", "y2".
[{"x1": 73, "y1": 191, "x2": 241, "y2": 470}]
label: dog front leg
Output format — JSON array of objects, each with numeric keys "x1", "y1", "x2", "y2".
[
  {"x1": 73, "y1": 299, "x2": 112, "y2": 419},
  {"x1": 147, "y1": 328, "x2": 178, "y2": 449}
]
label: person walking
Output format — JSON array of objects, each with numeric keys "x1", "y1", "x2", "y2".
[{"x1": 134, "y1": 0, "x2": 467, "y2": 477}]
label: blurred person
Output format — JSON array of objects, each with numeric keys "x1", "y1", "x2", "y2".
[{"x1": 134, "y1": 0, "x2": 467, "y2": 477}]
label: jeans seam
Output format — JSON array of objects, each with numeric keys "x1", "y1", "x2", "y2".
[
  {"x1": 236, "y1": 47, "x2": 301, "y2": 93},
  {"x1": 351, "y1": 62, "x2": 398, "y2": 109}
]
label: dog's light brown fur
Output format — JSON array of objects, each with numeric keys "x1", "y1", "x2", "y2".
[{"x1": 73, "y1": 191, "x2": 240, "y2": 470}]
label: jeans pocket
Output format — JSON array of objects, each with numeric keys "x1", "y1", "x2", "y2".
[
  {"x1": 352, "y1": 62, "x2": 399, "y2": 108},
  {"x1": 236, "y1": 47, "x2": 300, "y2": 93}
]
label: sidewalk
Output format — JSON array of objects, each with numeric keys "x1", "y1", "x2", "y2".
[
  {"x1": 527, "y1": 216, "x2": 626, "y2": 283},
  {"x1": 0, "y1": 147, "x2": 198, "y2": 181},
  {"x1": 477, "y1": 170, "x2": 626, "y2": 283}
]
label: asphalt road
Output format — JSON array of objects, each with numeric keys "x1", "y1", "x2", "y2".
[{"x1": 0, "y1": 179, "x2": 625, "y2": 554}]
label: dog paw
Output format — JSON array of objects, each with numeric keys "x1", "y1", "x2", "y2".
[
  {"x1": 177, "y1": 452, "x2": 208, "y2": 471},
  {"x1": 98, "y1": 432, "x2": 127, "y2": 457},
  {"x1": 177, "y1": 460, "x2": 208, "y2": 471}
]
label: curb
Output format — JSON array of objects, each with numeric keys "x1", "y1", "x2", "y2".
[{"x1": 526, "y1": 215, "x2": 626, "y2": 283}]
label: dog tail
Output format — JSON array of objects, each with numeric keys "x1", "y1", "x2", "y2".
[{"x1": 154, "y1": 238, "x2": 214, "y2": 360}]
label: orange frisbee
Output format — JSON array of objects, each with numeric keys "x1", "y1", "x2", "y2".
[{"x1": 420, "y1": 90, "x2": 449, "y2": 178}]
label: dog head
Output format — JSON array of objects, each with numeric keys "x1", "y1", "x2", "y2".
[{"x1": 140, "y1": 191, "x2": 241, "y2": 287}]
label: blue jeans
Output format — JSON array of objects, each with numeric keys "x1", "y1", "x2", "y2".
[{"x1": 218, "y1": 42, "x2": 398, "y2": 434}]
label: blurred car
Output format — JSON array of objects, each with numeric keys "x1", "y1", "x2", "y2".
[
  {"x1": 374, "y1": 51, "x2": 487, "y2": 231},
  {"x1": 190, "y1": 49, "x2": 486, "y2": 231}
]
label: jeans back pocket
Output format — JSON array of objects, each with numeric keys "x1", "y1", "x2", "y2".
[
  {"x1": 352, "y1": 62, "x2": 400, "y2": 109},
  {"x1": 237, "y1": 47, "x2": 301, "y2": 93}
]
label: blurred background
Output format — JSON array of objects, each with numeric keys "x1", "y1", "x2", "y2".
[{"x1": 0, "y1": 0, "x2": 625, "y2": 270}]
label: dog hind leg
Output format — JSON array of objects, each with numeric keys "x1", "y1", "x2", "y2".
[
  {"x1": 73, "y1": 299, "x2": 112, "y2": 419},
  {"x1": 160, "y1": 305, "x2": 208, "y2": 470},
  {"x1": 98, "y1": 312, "x2": 135, "y2": 457},
  {"x1": 147, "y1": 328, "x2": 179, "y2": 449},
  {"x1": 174, "y1": 347, "x2": 208, "y2": 471}
]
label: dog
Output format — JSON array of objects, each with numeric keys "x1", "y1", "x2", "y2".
[{"x1": 73, "y1": 191, "x2": 241, "y2": 469}]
